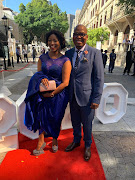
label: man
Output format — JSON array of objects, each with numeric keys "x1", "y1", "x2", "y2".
[
  {"x1": 108, "y1": 49, "x2": 116, "y2": 73},
  {"x1": 32, "y1": 47, "x2": 37, "y2": 62},
  {"x1": 101, "y1": 49, "x2": 104, "y2": 61},
  {"x1": 16, "y1": 47, "x2": 23, "y2": 63},
  {"x1": 103, "y1": 50, "x2": 108, "y2": 69},
  {"x1": 22, "y1": 48, "x2": 28, "y2": 63},
  {"x1": 65, "y1": 24, "x2": 104, "y2": 161},
  {"x1": 123, "y1": 49, "x2": 132, "y2": 75},
  {"x1": 131, "y1": 47, "x2": 135, "y2": 76}
]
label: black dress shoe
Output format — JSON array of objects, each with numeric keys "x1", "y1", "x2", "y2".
[
  {"x1": 84, "y1": 147, "x2": 91, "y2": 161},
  {"x1": 65, "y1": 142, "x2": 80, "y2": 152}
]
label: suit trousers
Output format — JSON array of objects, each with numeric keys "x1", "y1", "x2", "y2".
[
  {"x1": 109, "y1": 60, "x2": 115, "y2": 72},
  {"x1": 70, "y1": 95, "x2": 95, "y2": 148}
]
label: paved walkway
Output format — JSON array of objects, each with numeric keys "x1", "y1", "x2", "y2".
[{"x1": 0, "y1": 60, "x2": 135, "y2": 179}]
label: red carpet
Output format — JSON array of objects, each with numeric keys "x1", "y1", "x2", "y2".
[{"x1": 0, "y1": 129, "x2": 106, "y2": 180}]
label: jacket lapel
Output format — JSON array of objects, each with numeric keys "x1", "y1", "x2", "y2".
[{"x1": 70, "y1": 47, "x2": 75, "y2": 66}]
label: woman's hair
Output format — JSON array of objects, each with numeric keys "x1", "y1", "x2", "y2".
[{"x1": 46, "y1": 30, "x2": 66, "y2": 49}]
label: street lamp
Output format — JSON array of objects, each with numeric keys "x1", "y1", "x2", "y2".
[
  {"x1": 2, "y1": 15, "x2": 11, "y2": 67},
  {"x1": 100, "y1": 35, "x2": 104, "y2": 42},
  {"x1": 100, "y1": 35, "x2": 104, "y2": 49}
]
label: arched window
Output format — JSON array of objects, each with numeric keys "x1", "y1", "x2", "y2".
[
  {"x1": 95, "y1": 4, "x2": 97, "y2": 11},
  {"x1": 124, "y1": 25, "x2": 130, "y2": 40},
  {"x1": 115, "y1": 30, "x2": 118, "y2": 36},
  {"x1": 104, "y1": 11, "x2": 107, "y2": 24},
  {"x1": 124, "y1": 25, "x2": 130, "y2": 34},
  {"x1": 100, "y1": 16, "x2": 102, "y2": 26},
  {"x1": 101, "y1": 0, "x2": 104, "y2": 7},
  {"x1": 114, "y1": 30, "x2": 118, "y2": 45},
  {"x1": 96, "y1": 21, "x2": 98, "y2": 28},
  {"x1": 110, "y1": 6, "x2": 113, "y2": 19}
]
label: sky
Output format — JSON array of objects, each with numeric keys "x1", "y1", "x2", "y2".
[{"x1": 2, "y1": 0, "x2": 84, "y2": 15}]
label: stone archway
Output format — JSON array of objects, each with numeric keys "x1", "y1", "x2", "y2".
[
  {"x1": 124, "y1": 25, "x2": 130, "y2": 40},
  {"x1": 114, "y1": 30, "x2": 118, "y2": 45}
]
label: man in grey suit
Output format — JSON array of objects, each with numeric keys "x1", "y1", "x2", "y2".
[{"x1": 65, "y1": 24, "x2": 104, "y2": 161}]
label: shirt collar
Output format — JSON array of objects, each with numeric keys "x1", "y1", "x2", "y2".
[{"x1": 75, "y1": 44, "x2": 86, "y2": 52}]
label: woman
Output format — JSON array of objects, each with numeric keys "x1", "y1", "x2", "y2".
[{"x1": 24, "y1": 30, "x2": 71, "y2": 155}]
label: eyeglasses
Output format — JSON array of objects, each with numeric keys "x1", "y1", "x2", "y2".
[{"x1": 73, "y1": 33, "x2": 87, "y2": 37}]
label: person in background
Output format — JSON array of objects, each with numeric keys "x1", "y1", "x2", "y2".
[
  {"x1": 32, "y1": 47, "x2": 37, "y2": 62},
  {"x1": 103, "y1": 50, "x2": 108, "y2": 69},
  {"x1": 108, "y1": 49, "x2": 116, "y2": 73},
  {"x1": 41, "y1": 47, "x2": 45, "y2": 54},
  {"x1": 131, "y1": 48, "x2": 135, "y2": 76},
  {"x1": 65, "y1": 24, "x2": 104, "y2": 161},
  {"x1": 123, "y1": 49, "x2": 132, "y2": 75},
  {"x1": 101, "y1": 49, "x2": 104, "y2": 63},
  {"x1": 24, "y1": 30, "x2": 71, "y2": 156},
  {"x1": 22, "y1": 48, "x2": 28, "y2": 63},
  {"x1": 16, "y1": 47, "x2": 23, "y2": 63}
]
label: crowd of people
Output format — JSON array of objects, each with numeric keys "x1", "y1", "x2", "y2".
[
  {"x1": 101, "y1": 48, "x2": 116, "y2": 73},
  {"x1": 15, "y1": 46, "x2": 46, "y2": 63},
  {"x1": 101, "y1": 36, "x2": 135, "y2": 75}
]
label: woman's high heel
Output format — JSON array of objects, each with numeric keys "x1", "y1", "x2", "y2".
[
  {"x1": 33, "y1": 149, "x2": 44, "y2": 156},
  {"x1": 33, "y1": 142, "x2": 46, "y2": 156},
  {"x1": 52, "y1": 145, "x2": 58, "y2": 153}
]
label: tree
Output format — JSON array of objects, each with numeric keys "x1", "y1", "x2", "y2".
[
  {"x1": 19, "y1": 3, "x2": 26, "y2": 13},
  {"x1": 15, "y1": 0, "x2": 69, "y2": 44},
  {"x1": 87, "y1": 27, "x2": 110, "y2": 47},
  {"x1": 117, "y1": 0, "x2": 135, "y2": 14}
]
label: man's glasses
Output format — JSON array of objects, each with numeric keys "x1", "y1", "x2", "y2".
[{"x1": 73, "y1": 33, "x2": 87, "y2": 37}]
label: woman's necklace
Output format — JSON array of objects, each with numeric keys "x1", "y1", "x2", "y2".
[{"x1": 49, "y1": 52, "x2": 62, "y2": 60}]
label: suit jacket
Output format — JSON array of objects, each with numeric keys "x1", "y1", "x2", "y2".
[{"x1": 65, "y1": 44, "x2": 104, "y2": 107}]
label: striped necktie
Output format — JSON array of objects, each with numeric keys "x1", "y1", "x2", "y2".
[{"x1": 74, "y1": 50, "x2": 80, "y2": 72}]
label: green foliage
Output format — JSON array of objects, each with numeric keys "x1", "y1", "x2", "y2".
[
  {"x1": 87, "y1": 27, "x2": 110, "y2": 47},
  {"x1": 19, "y1": 3, "x2": 26, "y2": 13},
  {"x1": 67, "y1": 38, "x2": 74, "y2": 48},
  {"x1": 15, "y1": 0, "x2": 69, "y2": 44},
  {"x1": 117, "y1": 0, "x2": 135, "y2": 14}
]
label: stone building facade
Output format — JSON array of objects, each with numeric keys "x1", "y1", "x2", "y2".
[
  {"x1": 77, "y1": 0, "x2": 135, "y2": 66},
  {"x1": 0, "y1": 0, "x2": 24, "y2": 59},
  {"x1": 65, "y1": 14, "x2": 75, "y2": 43},
  {"x1": 71, "y1": 9, "x2": 81, "y2": 37}
]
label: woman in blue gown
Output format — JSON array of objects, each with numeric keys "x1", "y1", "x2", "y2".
[{"x1": 24, "y1": 30, "x2": 71, "y2": 155}]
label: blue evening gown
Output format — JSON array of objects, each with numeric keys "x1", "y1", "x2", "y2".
[{"x1": 24, "y1": 52, "x2": 70, "y2": 139}]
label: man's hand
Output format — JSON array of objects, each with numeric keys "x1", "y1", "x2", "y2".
[
  {"x1": 41, "y1": 78, "x2": 49, "y2": 89},
  {"x1": 90, "y1": 103, "x2": 99, "y2": 109},
  {"x1": 42, "y1": 92, "x2": 52, "y2": 98}
]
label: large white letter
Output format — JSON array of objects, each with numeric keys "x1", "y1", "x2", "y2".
[
  {"x1": 0, "y1": 94, "x2": 18, "y2": 153},
  {"x1": 95, "y1": 83, "x2": 128, "y2": 124}
]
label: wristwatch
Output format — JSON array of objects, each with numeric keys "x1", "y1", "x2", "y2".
[{"x1": 50, "y1": 92, "x2": 54, "y2": 97}]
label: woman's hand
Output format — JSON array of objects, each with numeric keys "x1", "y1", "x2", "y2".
[{"x1": 41, "y1": 78, "x2": 49, "y2": 89}]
